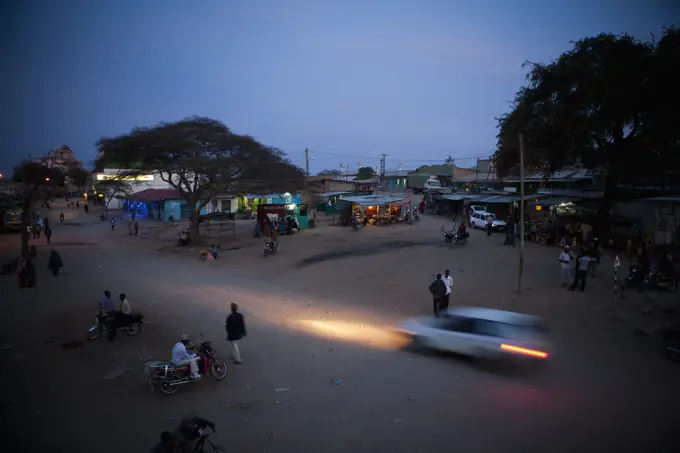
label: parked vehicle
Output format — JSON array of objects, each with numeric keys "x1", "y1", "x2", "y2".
[
  {"x1": 2, "y1": 211, "x2": 22, "y2": 232},
  {"x1": 87, "y1": 313, "x2": 144, "y2": 341},
  {"x1": 409, "y1": 175, "x2": 442, "y2": 193},
  {"x1": 143, "y1": 338, "x2": 228, "y2": 396},
  {"x1": 470, "y1": 212, "x2": 506, "y2": 231},
  {"x1": 397, "y1": 307, "x2": 551, "y2": 361},
  {"x1": 440, "y1": 225, "x2": 468, "y2": 246},
  {"x1": 663, "y1": 325, "x2": 680, "y2": 362},
  {"x1": 624, "y1": 265, "x2": 677, "y2": 293},
  {"x1": 264, "y1": 239, "x2": 278, "y2": 258}
]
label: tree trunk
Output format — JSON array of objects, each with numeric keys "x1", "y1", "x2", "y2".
[
  {"x1": 21, "y1": 199, "x2": 31, "y2": 257},
  {"x1": 190, "y1": 209, "x2": 200, "y2": 239},
  {"x1": 596, "y1": 162, "x2": 618, "y2": 243}
]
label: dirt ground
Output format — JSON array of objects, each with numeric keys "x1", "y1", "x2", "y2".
[{"x1": 1, "y1": 200, "x2": 679, "y2": 453}]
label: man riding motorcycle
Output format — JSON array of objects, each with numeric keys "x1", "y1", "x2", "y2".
[
  {"x1": 172, "y1": 335, "x2": 201, "y2": 380},
  {"x1": 456, "y1": 222, "x2": 469, "y2": 239}
]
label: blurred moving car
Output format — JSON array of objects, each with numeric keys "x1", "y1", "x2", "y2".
[
  {"x1": 470, "y1": 212, "x2": 506, "y2": 231},
  {"x1": 398, "y1": 307, "x2": 551, "y2": 360}
]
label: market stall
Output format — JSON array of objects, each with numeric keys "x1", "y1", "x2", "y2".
[{"x1": 338, "y1": 195, "x2": 407, "y2": 226}]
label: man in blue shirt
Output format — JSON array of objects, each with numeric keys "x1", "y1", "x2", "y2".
[
  {"x1": 570, "y1": 250, "x2": 592, "y2": 292},
  {"x1": 172, "y1": 335, "x2": 200, "y2": 380}
]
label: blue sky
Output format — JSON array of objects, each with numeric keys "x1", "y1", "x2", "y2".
[{"x1": 1, "y1": 0, "x2": 676, "y2": 176}]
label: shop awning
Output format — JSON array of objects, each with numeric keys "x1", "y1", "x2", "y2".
[
  {"x1": 386, "y1": 199, "x2": 410, "y2": 207},
  {"x1": 339, "y1": 195, "x2": 406, "y2": 207},
  {"x1": 441, "y1": 194, "x2": 472, "y2": 201},
  {"x1": 319, "y1": 191, "x2": 351, "y2": 197},
  {"x1": 527, "y1": 197, "x2": 580, "y2": 207}
]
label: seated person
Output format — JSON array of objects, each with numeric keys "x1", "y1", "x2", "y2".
[
  {"x1": 178, "y1": 230, "x2": 189, "y2": 246},
  {"x1": 209, "y1": 244, "x2": 218, "y2": 259},
  {"x1": 457, "y1": 222, "x2": 468, "y2": 238},
  {"x1": 171, "y1": 335, "x2": 200, "y2": 380}
]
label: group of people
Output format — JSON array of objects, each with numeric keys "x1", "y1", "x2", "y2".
[
  {"x1": 27, "y1": 214, "x2": 53, "y2": 243},
  {"x1": 557, "y1": 239, "x2": 601, "y2": 292},
  {"x1": 98, "y1": 290, "x2": 132, "y2": 341},
  {"x1": 17, "y1": 248, "x2": 63, "y2": 288},
  {"x1": 429, "y1": 269, "x2": 454, "y2": 316}
]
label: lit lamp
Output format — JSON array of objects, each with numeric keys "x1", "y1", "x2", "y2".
[{"x1": 535, "y1": 205, "x2": 542, "y2": 211}]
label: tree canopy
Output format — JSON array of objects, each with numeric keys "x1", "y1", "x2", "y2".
[
  {"x1": 494, "y1": 29, "x2": 680, "y2": 222},
  {"x1": 8, "y1": 161, "x2": 65, "y2": 256},
  {"x1": 96, "y1": 116, "x2": 305, "y2": 235},
  {"x1": 94, "y1": 179, "x2": 132, "y2": 218},
  {"x1": 355, "y1": 166, "x2": 376, "y2": 180},
  {"x1": 317, "y1": 169, "x2": 342, "y2": 177}
]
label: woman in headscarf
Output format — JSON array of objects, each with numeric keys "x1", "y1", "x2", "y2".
[{"x1": 48, "y1": 250, "x2": 63, "y2": 276}]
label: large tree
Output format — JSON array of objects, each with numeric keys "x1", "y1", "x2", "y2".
[
  {"x1": 94, "y1": 179, "x2": 132, "y2": 219},
  {"x1": 494, "y1": 31, "x2": 679, "y2": 232},
  {"x1": 67, "y1": 167, "x2": 90, "y2": 196},
  {"x1": 96, "y1": 116, "x2": 305, "y2": 237},
  {"x1": 355, "y1": 166, "x2": 376, "y2": 180},
  {"x1": 10, "y1": 161, "x2": 65, "y2": 256}
]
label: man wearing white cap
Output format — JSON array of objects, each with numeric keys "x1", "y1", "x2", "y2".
[{"x1": 171, "y1": 334, "x2": 200, "y2": 380}]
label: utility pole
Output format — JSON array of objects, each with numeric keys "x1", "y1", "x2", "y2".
[
  {"x1": 475, "y1": 157, "x2": 480, "y2": 189},
  {"x1": 518, "y1": 133, "x2": 526, "y2": 293},
  {"x1": 305, "y1": 148, "x2": 309, "y2": 176},
  {"x1": 450, "y1": 157, "x2": 455, "y2": 190},
  {"x1": 380, "y1": 154, "x2": 386, "y2": 188}
]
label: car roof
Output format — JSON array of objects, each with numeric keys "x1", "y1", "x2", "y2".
[{"x1": 445, "y1": 306, "x2": 541, "y2": 325}]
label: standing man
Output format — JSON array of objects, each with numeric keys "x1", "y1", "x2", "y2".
[
  {"x1": 570, "y1": 249, "x2": 592, "y2": 292},
  {"x1": 134, "y1": 221, "x2": 139, "y2": 236},
  {"x1": 225, "y1": 303, "x2": 246, "y2": 364},
  {"x1": 486, "y1": 215, "x2": 493, "y2": 236},
  {"x1": 441, "y1": 269, "x2": 453, "y2": 312},
  {"x1": 44, "y1": 226, "x2": 52, "y2": 244},
  {"x1": 559, "y1": 246, "x2": 573, "y2": 287},
  {"x1": 110, "y1": 218, "x2": 116, "y2": 231},
  {"x1": 429, "y1": 274, "x2": 447, "y2": 317}
]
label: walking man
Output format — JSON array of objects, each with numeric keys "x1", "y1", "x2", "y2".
[
  {"x1": 134, "y1": 221, "x2": 139, "y2": 236},
  {"x1": 44, "y1": 227, "x2": 52, "y2": 244},
  {"x1": 441, "y1": 269, "x2": 453, "y2": 312},
  {"x1": 429, "y1": 274, "x2": 447, "y2": 317},
  {"x1": 486, "y1": 215, "x2": 493, "y2": 236},
  {"x1": 570, "y1": 249, "x2": 592, "y2": 292},
  {"x1": 110, "y1": 218, "x2": 116, "y2": 231},
  {"x1": 559, "y1": 246, "x2": 573, "y2": 287},
  {"x1": 225, "y1": 303, "x2": 246, "y2": 364}
]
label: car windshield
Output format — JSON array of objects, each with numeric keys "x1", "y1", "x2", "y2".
[{"x1": 429, "y1": 181, "x2": 441, "y2": 188}]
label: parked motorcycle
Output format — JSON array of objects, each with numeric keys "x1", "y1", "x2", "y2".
[
  {"x1": 440, "y1": 225, "x2": 468, "y2": 247},
  {"x1": 624, "y1": 265, "x2": 677, "y2": 293},
  {"x1": 663, "y1": 325, "x2": 680, "y2": 362},
  {"x1": 87, "y1": 313, "x2": 144, "y2": 341},
  {"x1": 143, "y1": 338, "x2": 228, "y2": 396},
  {"x1": 264, "y1": 239, "x2": 278, "y2": 258},
  {"x1": 644, "y1": 266, "x2": 678, "y2": 292}
]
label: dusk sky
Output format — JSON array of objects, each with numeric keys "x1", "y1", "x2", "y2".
[{"x1": 1, "y1": 0, "x2": 676, "y2": 176}]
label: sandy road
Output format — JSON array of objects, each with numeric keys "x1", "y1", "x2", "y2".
[{"x1": 1, "y1": 202, "x2": 679, "y2": 453}]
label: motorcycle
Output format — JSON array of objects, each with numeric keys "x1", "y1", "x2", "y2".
[
  {"x1": 264, "y1": 239, "x2": 278, "y2": 258},
  {"x1": 440, "y1": 225, "x2": 468, "y2": 247},
  {"x1": 87, "y1": 313, "x2": 144, "y2": 341},
  {"x1": 644, "y1": 266, "x2": 678, "y2": 292},
  {"x1": 624, "y1": 265, "x2": 677, "y2": 293},
  {"x1": 143, "y1": 338, "x2": 228, "y2": 396},
  {"x1": 663, "y1": 326, "x2": 680, "y2": 362}
]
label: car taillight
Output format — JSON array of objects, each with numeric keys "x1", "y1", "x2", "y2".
[{"x1": 500, "y1": 344, "x2": 548, "y2": 359}]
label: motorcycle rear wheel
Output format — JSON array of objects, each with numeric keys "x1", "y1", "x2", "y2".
[
  {"x1": 160, "y1": 378, "x2": 180, "y2": 395},
  {"x1": 665, "y1": 339, "x2": 680, "y2": 361},
  {"x1": 210, "y1": 359, "x2": 228, "y2": 380},
  {"x1": 87, "y1": 325, "x2": 102, "y2": 341},
  {"x1": 125, "y1": 322, "x2": 142, "y2": 336}
]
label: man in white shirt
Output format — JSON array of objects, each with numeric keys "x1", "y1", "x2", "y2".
[
  {"x1": 441, "y1": 269, "x2": 453, "y2": 312},
  {"x1": 558, "y1": 246, "x2": 573, "y2": 287},
  {"x1": 172, "y1": 335, "x2": 200, "y2": 380}
]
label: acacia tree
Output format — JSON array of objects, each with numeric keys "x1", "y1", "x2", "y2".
[
  {"x1": 95, "y1": 179, "x2": 132, "y2": 219},
  {"x1": 11, "y1": 161, "x2": 65, "y2": 256},
  {"x1": 96, "y1": 116, "x2": 305, "y2": 238},
  {"x1": 493, "y1": 32, "x2": 680, "y2": 233}
]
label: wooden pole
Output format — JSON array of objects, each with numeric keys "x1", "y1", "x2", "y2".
[
  {"x1": 305, "y1": 148, "x2": 309, "y2": 176},
  {"x1": 518, "y1": 133, "x2": 525, "y2": 293}
]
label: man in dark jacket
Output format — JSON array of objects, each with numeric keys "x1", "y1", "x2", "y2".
[
  {"x1": 429, "y1": 274, "x2": 447, "y2": 317},
  {"x1": 226, "y1": 303, "x2": 247, "y2": 364}
]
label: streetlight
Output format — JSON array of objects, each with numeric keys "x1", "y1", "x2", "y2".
[{"x1": 45, "y1": 177, "x2": 50, "y2": 182}]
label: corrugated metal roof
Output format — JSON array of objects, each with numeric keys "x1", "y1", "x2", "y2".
[
  {"x1": 128, "y1": 189, "x2": 181, "y2": 202},
  {"x1": 527, "y1": 197, "x2": 580, "y2": 207},
  {"x1": 641, "y1": 197, "x2": 680, "y2": 203},
  {"x1": 339, "y1": 195, "x2": 406, "y2": 206},
  {"x1": 318, "y1": 191, "x2": 351, "y2": 197},
  {"x1": 441, "y1": 194, "x2": 473, "y2": 201}
]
